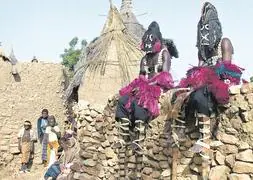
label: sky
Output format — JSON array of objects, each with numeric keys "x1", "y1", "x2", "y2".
[{"x1": 0, "y1": 0, "x2": 252, "y2": 80}]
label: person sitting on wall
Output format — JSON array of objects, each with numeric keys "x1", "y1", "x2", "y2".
[
  {"x1": 176, "y1": 2, "x2": 244, "y2": 179},
  {"x1": 115, "y1": 21, "x2": 178, "y2": 179},
  {"x1": 31, "y1": 56, "x2": 39, "y2": 63}
]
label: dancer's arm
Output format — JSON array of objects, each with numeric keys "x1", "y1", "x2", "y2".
[
  {"x1": 198, "y1": 51, "x2": 204, "y2": 66},
  {"x1": 221, "y1": 37, "x2": 234, "y2": 62},
  {"x1": 139, "y1": 56, "x2": 146, "y2": 75},
  {"x1": 162, "y1": 50, "x2": 171, "y2": 72}
]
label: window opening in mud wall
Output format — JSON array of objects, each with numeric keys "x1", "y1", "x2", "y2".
[{"x1": 70, "y1": 86, "x2": 79, "y2": 103}]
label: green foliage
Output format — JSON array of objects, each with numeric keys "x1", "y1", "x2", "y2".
[
  {"x1": 61, "y1": 37, "x2": 86, "y2": 70},
  {"x1": 250, "y1": 76, "x2": 253, "y2": 82}
]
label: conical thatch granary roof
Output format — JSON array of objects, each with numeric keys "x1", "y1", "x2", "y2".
[
  {"x1": 9, "y1": 48, "x2": 18, "y2": 65},
  {"x1": 65, "y1": 2, "x2": 144, "y2": 105},
  {"x1": 120, "y1": 0, "x2": 146, "y2": 43}
]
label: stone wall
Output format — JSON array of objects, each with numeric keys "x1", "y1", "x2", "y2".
[
  {"x1": 72, "y1": 83, "x2": 253, "y2": 180},
  {"x1": 0, "y1": 61, "x2": 67, "y2": 168}
]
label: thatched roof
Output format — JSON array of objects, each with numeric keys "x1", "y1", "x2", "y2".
[
  {"x1": 120, "y1": 0, "x2": 146, "y2": 43},
  {"x1": 64, "y1": 3, "x2": 144, "y2": 104},
  {"x1": 64, "y1": 45, "x2": 87, "y2": 101},
  {"x1": 9, "y1": 48, "x2": 18, "y2": 65}
]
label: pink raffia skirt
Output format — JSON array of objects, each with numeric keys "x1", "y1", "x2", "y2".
[
  {"x1": 178, "y1": 61, "x2": 244, "y2": 104},
  {"x1": 119, "y1": 72, "x2": 174, "y2": 117}
]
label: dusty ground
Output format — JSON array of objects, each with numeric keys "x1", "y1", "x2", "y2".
[
  {"x1": 0, "y1": 143, "x2": 48, "y2": 180},
  {"x1": 0, "y1": 166, "x2": 45, "y2": 180}
]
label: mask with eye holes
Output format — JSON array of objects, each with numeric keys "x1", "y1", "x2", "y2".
[
  {"x1": 141, "y1": 21, "x2": 162, "y2": 54},
  {"x1": 197, "y1": 2, "x2": 223, "y2": 61}
]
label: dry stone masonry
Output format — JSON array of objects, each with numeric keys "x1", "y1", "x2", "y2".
[{"x1": 72, "y1": 83, "x2": 253, "y2": 180}]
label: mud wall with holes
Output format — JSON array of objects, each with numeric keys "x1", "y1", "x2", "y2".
[{"x1": 71, "y1": 83, "x2": 253, "y2": 180}]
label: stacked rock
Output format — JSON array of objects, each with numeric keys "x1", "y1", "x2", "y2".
[
  {"x1": 72, "y1": 83, "x2": 253, "y2": 180},
  {"x1": 71, "y1": 97, "x2": 119, "y2": 180}
]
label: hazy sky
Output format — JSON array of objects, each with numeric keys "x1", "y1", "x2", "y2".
[{"x1": 0, "y1": 0, "x2": 252, "y2": 80}]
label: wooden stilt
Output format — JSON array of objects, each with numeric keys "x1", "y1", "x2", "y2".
[
  {"x1": 171, "y1": 146, "x2": 179, "y2": 180},
  {"x1": 200, "y1": 115, "x2": 211, "y2": 180}
]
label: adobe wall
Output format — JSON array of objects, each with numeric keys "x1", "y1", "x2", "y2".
[{"x1": 0, "y1": 61, "x2": 67, "y2": 168}]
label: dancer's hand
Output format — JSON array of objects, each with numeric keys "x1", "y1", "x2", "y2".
[
  {"x1": 131, "y1": 87, "x2": 139, "y2": 95},
  {"x1": 224, "y1": 79, "x2": 231, "y2": 85},
  {"x1": 148, "y1": 81, "x2": 157, "y2": 86}
]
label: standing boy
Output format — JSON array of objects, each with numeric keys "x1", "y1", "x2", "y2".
[{"x1": 18, "y1": 121, "x2": 36, "y2": 173}]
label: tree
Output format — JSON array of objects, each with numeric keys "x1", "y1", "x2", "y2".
[
  {"x1": 69, "y1": 37, "x2": 78, "y2": 48},
  {"x1": 250, "y1": 76, "x2": 253, "y2": 82},
  {"x1": 61, "y1": 37, "x2": 86, "y2": 70},
  {"x1": 81, "y1": 39, "x2": 88, "y2": 47}
]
